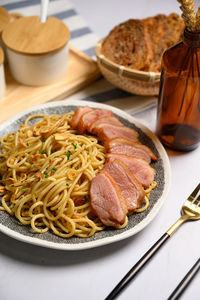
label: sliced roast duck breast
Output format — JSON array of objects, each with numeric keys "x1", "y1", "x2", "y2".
[
  {"x1": 104, "y1": 160, "x2": 145, "y2": 212},
  {"x1": 106, "y1": 153, "x2": 156, "y2": 188},
  {"x1": 90, "y1": 169, "x2": 128, "y2": 227},
  {"x1": 105, "y1": 138, "x2": 158, "y2": 163},
  {"x1": 89, "y1": 116, "x2": 123, "y2": 134},
  {"x1": 70, "y1": 106, "x2": 92, "y2": 129},
  {"x1": 77, "y1": 109, "x2": 113, "y2": 133},
  {"x1": 96, "y1": 124, "x2": 139, "y2": 143}
]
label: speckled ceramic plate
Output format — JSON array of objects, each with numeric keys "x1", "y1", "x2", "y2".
[{"x1": 0, "y1": 100, "x2": 171, "y2": 250}]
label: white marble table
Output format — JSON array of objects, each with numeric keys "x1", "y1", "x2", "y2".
[{"x1": 0, "y1": 1, "x2": 199, "y2": 300}]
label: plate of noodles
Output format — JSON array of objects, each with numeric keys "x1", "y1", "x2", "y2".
[{"x1": 0, "y1": 100, "x2": 171, "y2": 250}]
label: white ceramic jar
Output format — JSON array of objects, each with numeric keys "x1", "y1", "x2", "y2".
[
  {"x1": 2, "y1": 16, "x2": 70, "y2": 86},
  {"x1": 0, "y1": 47, "x2": 5, "y2": 98}
]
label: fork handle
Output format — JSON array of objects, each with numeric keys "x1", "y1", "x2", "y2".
[
  {"x1": 105, "y1": 216, "x2": 188, "y2": 300},
  {"x1": 105, "y1": 233, "x2": 170, "y2": 300}
]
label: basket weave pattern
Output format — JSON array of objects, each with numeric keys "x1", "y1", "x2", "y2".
[
  {"x1": 95, "y1": 39, "x2": 161, "y2": 96},
  {"x1": 98, "y1": 62, "x2": 160, "y2": 96}
]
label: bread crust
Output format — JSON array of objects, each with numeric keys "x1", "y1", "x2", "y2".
[
  {"x1": 102, "y1": 13, "x2": 185, "y2": 72},
  {"x1": 143, "y1": 13, "x2": 185, "y2": 72},
  {"x1": 102, "y1": 19, "x2": 153, "y2": 70}
]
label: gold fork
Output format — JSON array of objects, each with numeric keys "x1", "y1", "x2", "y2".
[{"x1": 105, "y1": 183, "x2": 200, "y2": 300}]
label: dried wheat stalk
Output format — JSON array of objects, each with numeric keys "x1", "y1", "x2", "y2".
[{"x1": 177, "y1": 0, "x2": 197, "y2": 31}]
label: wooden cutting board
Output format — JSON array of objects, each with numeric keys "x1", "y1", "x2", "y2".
[{"x1": 0, "y1": 45, "x2": 101, "y2": 124}]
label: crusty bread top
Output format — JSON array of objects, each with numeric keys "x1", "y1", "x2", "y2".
[
  {"x1": 101, "y1": 13, "x2": 185, "y2": 72},
  {"x1": 101, "y1": 19, "x2": 153, "y2": 71}
]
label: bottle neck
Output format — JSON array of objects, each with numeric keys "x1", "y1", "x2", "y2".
[{"x1": 183, "y1": 28, "x2": 200, "y2": 47}]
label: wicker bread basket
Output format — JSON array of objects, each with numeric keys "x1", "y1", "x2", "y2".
[{"x1": 95, "y1": 39, "x2": 161, "y2": 96}]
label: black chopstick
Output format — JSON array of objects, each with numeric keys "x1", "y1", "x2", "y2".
[
  {"x1": 167, "y1": 257, "x2": 200, "y2": 300},
  {"x1": 105, "y1": 233, "x2": 170, "y2": 300}
]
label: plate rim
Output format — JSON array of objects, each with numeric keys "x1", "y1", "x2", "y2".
[{"x1": 0, "y1": 99, "x2": 171, "y2": 250}]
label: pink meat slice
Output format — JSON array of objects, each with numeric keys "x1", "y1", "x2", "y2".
[
  {"x1": 90, "y1": 170, "x2": 128, "y2": 227},
  {"x1": 77, "y1": 109, "x2": 113, "y2": 133},
  {"x1": 97, "y1": 124, "x2": 139, "y2": 143},
  {"x1": 106, "y1": 153, "x2": 156, "y2": 188},
  {"x1": 105, "y1": 138, "x2": 158, "y2": 163},
  {"x1": 88, "y1": 116, "x2": 123, "y2": 134},
  {"x1": 70, "y1": 106, "x2": 92, "y2": 129},
  {"x1": 104, "y1": 160, "x2": 145, "y2": 211}
]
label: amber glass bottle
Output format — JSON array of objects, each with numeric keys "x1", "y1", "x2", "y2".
[{"x1": 157, "y1": 29, "x2": 200, "y2": 151}]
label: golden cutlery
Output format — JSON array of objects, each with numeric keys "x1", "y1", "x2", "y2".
[{"x1": 105, "y1": 183, "x2": 200, "y2": 300}]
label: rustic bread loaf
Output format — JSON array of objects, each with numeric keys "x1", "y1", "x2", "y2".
[
  {"x1": 101, "y1": 13, "x2": 185, "y2": 72},
  {"x1": 101, "y1": 19, "x2": 153, "y2": 71}
]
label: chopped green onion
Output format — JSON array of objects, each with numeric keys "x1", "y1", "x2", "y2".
[
  {"x1": 51, "y1": 149, "x2": 57, "y2": 154},
  {"x1": 51, "y1": 167, "x2": 57, "y2": 172},
  {"x1": 41, "y1": 150, "x2": 46, "y2": 154},
  {"x1": 22, "y1": 188, "x2": 27, "y2": 193},
  {"x1": 66, "y1": 150, "x2": 71, "y2": 160},
  {"x1": 85, "y1": 194, "x2": 90, "y2": 200},
  {"x1": 43, "y1": 171, "x2": 49, "y2": 178},
  {"x1": 72, "y1": 143, "x2": 77, "y2": 149},
  {"x1": 66, "y1": 183, "x2": 69, "y2": 186},
  {"x1": 26, "y1": 143, "x2": 29, "y2": 146}
]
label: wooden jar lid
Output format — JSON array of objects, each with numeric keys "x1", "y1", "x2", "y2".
[
  {"x1": 2, "y1": 16, "x2": 70, "y2": 55},
  {"x1": 0, "y1": 47, "x2": 4, "y2": 65},
  {"x1": 0, "y1": 7, "x2": 10, "y2": 33}
]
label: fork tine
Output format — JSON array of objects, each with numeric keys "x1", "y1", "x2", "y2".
[
  {"x1": 194, "y1": 195, "x2": 200, "y2": 206},
  {"x1": 188, "y1": 183, "x2": 200, "y2": 202},
  {"x1": 191, "y1": 189, "x2": 200, "y2": 205}
]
